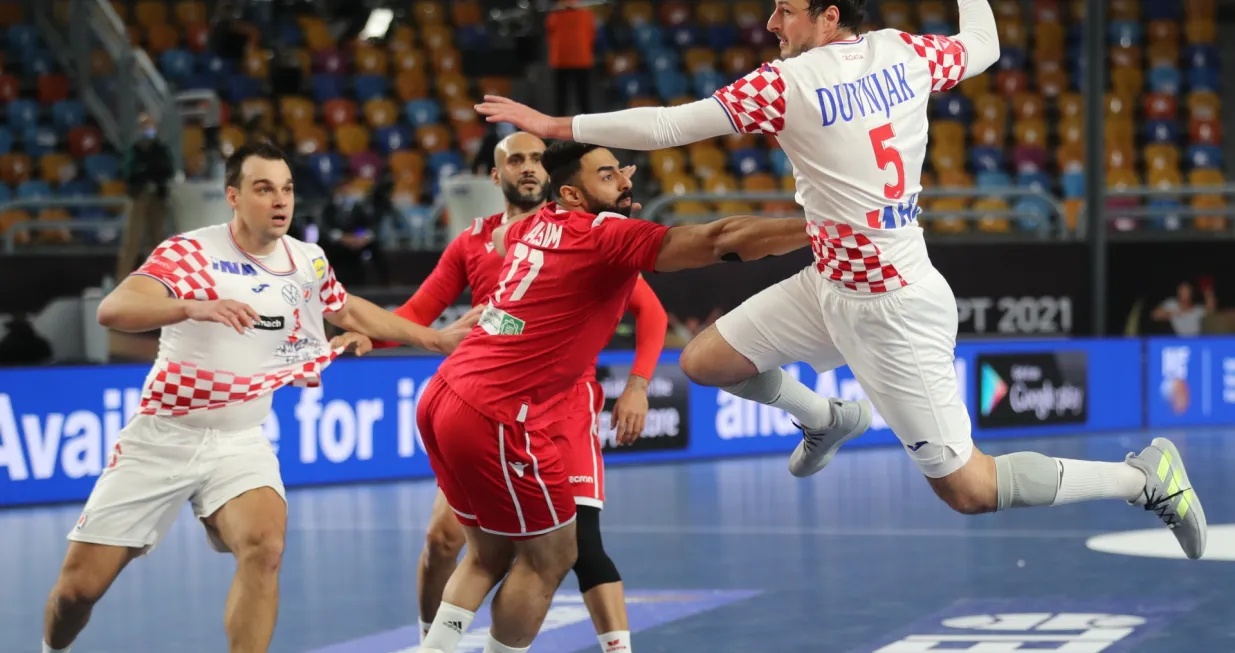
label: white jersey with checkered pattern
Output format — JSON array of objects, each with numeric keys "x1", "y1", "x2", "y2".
[
  {"x1": 131, "y1": 223, "x2": 349, "y2": 431},
  {"x1": 712, "y1": 29, "x2": 972, "y2": 293}
]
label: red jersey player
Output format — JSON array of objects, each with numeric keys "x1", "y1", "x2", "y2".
[
  {"x1": 416, "y1": 141, "x2": 811, "y2": 653},
  {"x1": 377, "y1": 133, "x2": 668, "y2": 652}
]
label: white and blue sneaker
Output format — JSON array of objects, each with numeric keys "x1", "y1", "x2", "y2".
[{"x1": 788, "y1": 399, "x2": 873, "y2": 477}]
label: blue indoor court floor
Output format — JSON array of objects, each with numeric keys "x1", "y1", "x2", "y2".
[{"x1": 3, "y1": 427, "x2": 1234, "y2": 653}]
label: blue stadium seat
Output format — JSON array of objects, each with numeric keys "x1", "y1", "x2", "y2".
[
  {"x1": 274, "y1": 19, "x2": 303, "y2": 47},
  {"x1": 976, "y1": 170, "x2": 1011, "y2": 189},
  {"x1": 6, "y1": 25, "x2": 40, "y2": 59},
  {"x1": 16, "y1": 180, "x2": 52, "y2": 200},
  {"x1": 353, "y1": 75, "x2": 388, "y2": 102},
  {"x1": 7, "y1": 99, "x2": 39, "y2": 132},
  {"x1": 59, "y1": 178, "x2": 98, "y2": 198},
  {"x1": 706, "y1": 26, "x2": 739, "y2": 51},
  {"x1": 1143, "y1": 3, "x2": 1181, "y2": 20},
  {"x1": 1148, "y1": 67, "x2": 1181, "y2": 94},
  {"x1": 997, "y1": 47, "x2": 1026, "y2": 72},
  {"x1": 667, "y1": 26, "x2": 703, "y2": 50},
  {"x1": 1147, "y1": 198, "x2": 1183, "y2": 230},
  {"x1": 24, "y1": 51, "x2": 56, "y2": 77},
  {"x1": 692, "y1": 70, "x2": 726, "y2": 97},
  {"x1": 1017, "y1": 170, "x2": 1053, "y2": 192},
  {"x1": 404, "y1": 99, "x2": 441, "y2": 128},
  {"x1": 374, "y1": 125, "x2": 412, "y2": 155},
  {"x1": 971, "y1": 147, "x2": 1004, "y2": 173},
  {"x1": 654, "y1": 71, "x2": 689, "y2": 100},
  {"x1": 160, "y1": 49, "x2": 195, "y2": 82},
  {"x1": 1144, "y1": 120, "x2": 1180, "y2": 144},
  {"x1": 646, "y1": 48, "x2": 681, "y2": 73},
  {"x1": 83, "y1": 154, "x2": 120, "y2": 182},
  {"x1": 426, "y1": 151, "x2": 465, "y2": 194},
  {"x1": 1061, "y1": 170, "x2": 1086, "y2": 198},
  {"x1": 0, "y1": 183, "x2": 10, "y2": 204},
  {"x1": 1108, "y1": 21, "x2": 1142, "y2": 47},
  {"x1": 935, "y1": 95, "x2": 972, "y2": 123},
  {"x1": 456, "y1": 26, "x2": 488, "y2": 51},
  {"x1": 224, "y1": 75, "x2": 261, "y2": 103},
  {"x1": 730, "y1": 148, "x2": 767, "y2": 176},
  {"x1": 1185, "y1": 45, "x2": 1219, "y2": 70},
  {"x1": 614, "y1": 73, "x2": 652, "y2": 101},
  {"x1": 308, "y1": 153, "x2": 345, "y2": 188},
  {"x1": 196, "y1": 53, "x2": 233, "y2": 81},
  {"x1": 0, "y1": 128, "x2": 12, "y2": 155},
  {"x1": 1014, "y1": 197, "x2": 1052, "y2": 232},
  {"x1": 23, "y1": 127, "x2": 58, "y2": 158},
  {"x1": 52, "y1": 101, "x2": 85, "y2": 132},
  {"x1": 632, "y1": 24, "x2": 663, "y2": 54},
  {"x1": 1188, "y1": 68, "x2": 1220, "y2": 92},
  {"x1": 1187, "y1": 145, "x2": 1223, "y2": 170},
  {"x1": 312, "y1": 74, "x2": 345, "y2": 103},
  {"x1": 769, "y1": 149, "x2": 791, "y2": 177}
]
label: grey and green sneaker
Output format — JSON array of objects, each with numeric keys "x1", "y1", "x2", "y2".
[
  {"x1": 788, "y1": 399, "x2": 873, "y2": 478},
  {"x1": 1124, "y1": 437, "x2": 1207, "y2": 560}
]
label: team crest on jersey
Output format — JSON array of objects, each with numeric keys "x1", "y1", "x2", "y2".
[
  {"x1": 479, "y1": 304, "x2": 525, "y2": 336},
  {"x1": 312, "y1": 256, "x2": 326, "y2": 280},
  {"x1": 281, "y1": 283, "x2": 300, "y2": 306},
  {"x1": 302, "y1": 282, "x2": 314, "y2": 302},
  {"x1": 75, "y1": 510, "x2": 89, "y2": 531}
]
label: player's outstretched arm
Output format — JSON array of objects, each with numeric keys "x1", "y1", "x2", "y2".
[
  {"x1": 326, "y1": 295, "x2": 479, "y2": 354},
  {"x1": 652, "y1": 216, "x2": 809, "y2": 273},
  {"x1": 944, "y1": 0, "x2": 1000, "y2": 80},
  {"x1": 97, "y1": 275, "x2": 258, "y2": 334},
  {"x1": 475, "y1": 95, "x2": 734, "y2": 151}
]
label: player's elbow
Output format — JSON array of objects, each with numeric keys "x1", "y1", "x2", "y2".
[{"x1": 96, "y1": 292, "x2": 131, "y2": 330}]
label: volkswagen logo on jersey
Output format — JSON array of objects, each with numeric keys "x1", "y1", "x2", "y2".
[{"x1": 282, "y1": 283, "x2": 299, "y2": 306}]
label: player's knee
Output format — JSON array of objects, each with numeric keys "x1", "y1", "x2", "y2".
[
  {"x1": 931, "y1": 478, "x2": 997, "y2": 515},
  {"x1": 523, "y1": 527, "x2": 578, "y2": 582},
  {"x1": 49, "y1": 577, "x2": 104, "y2": 614},
  {"x1": 424, "y1": 519, "x2": 465, "y2": 564},
  {"x1": 233, "y1": 531, "x2": 285, "y2": 573},
  {"x1": 573, "y1": 506, "x2": 620, "y2": 593},
  {"x1": 680, "y1": 328, "x2": 754, "y2": 388}
]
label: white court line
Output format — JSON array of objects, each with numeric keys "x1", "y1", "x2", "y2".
[{"x1": 289, "y1": 522, "x2": 1100, "y2": 540}]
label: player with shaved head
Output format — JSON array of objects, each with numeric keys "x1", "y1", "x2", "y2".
[{"x1": 379, "y1": 133, "x2": 668, "y2": 653}]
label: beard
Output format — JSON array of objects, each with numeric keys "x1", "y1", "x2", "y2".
[
  {"x1": 501, "y1": 178, "x2": 547, "y2": 211},
  {"x1": 582, "y1": 188, "x2": 635, "y2": 217}
]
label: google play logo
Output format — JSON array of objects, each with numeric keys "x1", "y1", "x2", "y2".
[{"x1": 981, "y1": 363, "x2": 1008, "y2": 416}]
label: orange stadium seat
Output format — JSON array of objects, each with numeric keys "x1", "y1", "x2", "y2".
[
  {"x1": 322, "y1": 99, "x2": 357, "y2": 128},
  {"x1": 621, "y1": 1, "x2": 654, "y2": 26},
  {"x1": 413, "y1": 1, "x2": 447, "y2": 25},
  {"x1": 415, "y1": 124, "x2": 451, "y2": 153},
  {"x1": 133, "y1": 1, "x2": 167, "y2": 29},
  {"x1": 650, "y1": 149, "x2": 688, "y2": 180},
  {"x1": 174, "y1": 0, "x2": 206, "y2": 25},
  {"x1": 696, "y1": 1, "x2": 729, "y2": 26},
  {"x1": 39, "y1": 153, "x2": 75, "y2": 185},
  {"x1": 291, "y1": 124, "x2": 328, "y2": 155},
  {"x1": 353, "y1": 44, "x2": 388, "y2": 76},
  {"x1": 732, "y1": 1, "x2": 762, "y2": 29},
  {"x1": 364, "y1": 98, "x2": 399, "y2": 129},
  {"x1": 451, "y1": 1, "x2": 484, "y2": 27},
  {"x1": 219, "y1": 125, "x2": 247, "y2": 156},
  {"x1": 607, "y1": 51, "x2": 639, "y2": 77},
  {"x1": 477, "y1": 77, "x2": 512, "y2": 98},
  {"x1": 974, "y1": 198, "x2": 1011, "y2": 233},
  {"x1": 660, "y1": 1, "x2": 692, "y2": 27},
  {"x1": 0, "y1": 153, "x2": 32, "y2": 185},
  {"x1": 395, "y1": 72, "x2": 430, "y2": 101},
  {"x1": 421, "y1": 25, "x2": 453, "y2": 52},
  {"x1": 280, "y1": 96, "x2": 315, "y2": 128},
  {"x1": 334, "y1": 124, "x2": 370, "y2": 156}
]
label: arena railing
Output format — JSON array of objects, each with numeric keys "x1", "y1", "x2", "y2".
[
  {"x1": 639, "y1": 187, "x2": 1070, "y2": 239},
  {"x1": 1097, "y1": 185, "x2": 1235, "y2": 239},
  {"x1": 1, "y1": 197, "x2": 132, "y2": 254}
]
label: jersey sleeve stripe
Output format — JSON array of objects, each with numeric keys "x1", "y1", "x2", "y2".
[
  {"x1": 129, "y1": 272, "x2": 178, "y2": 298},
  {"x1": 713, "y1": 95, "x2": 740, "y2": 134}
]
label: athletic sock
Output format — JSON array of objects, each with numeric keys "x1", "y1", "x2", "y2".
[
  {"x1": 1053, "y1": 458, "x2": 1147, "y2": 505},
  {"x1": 43, "y1": 642, "x2": 71, "y2": 653},
  {"x1": 420, "y1": 619, "x2": 431, "y2": 643},
  {"x1": 422, "y1": 602, "x2": 476, "y2": 652},
  {"x1": 598, "y1": 630, "x2": 632, "y2": 652},
  {"x1": 723, "y1": 368, "x2": 833, "y2": 430},
  {"x1": 484, "y1": 634, "x2": 530, "y2": 653},
  {"x1": 995, "y1": 452, "x2": 1147, "y2": 510}
]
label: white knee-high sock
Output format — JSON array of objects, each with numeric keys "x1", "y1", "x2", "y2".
[
  {"x1": 422, "y1": 602, "x2": 476, "y2": 653},
  {"x1": 723, "y1": 368, "x2": 833, "y2": 430},
  {"x1": 43, "y1": 642, "x2": 71, "y2": 653},
  {"x1": 1053, "y1": 458, "x2": 1147, "y2": 505}
]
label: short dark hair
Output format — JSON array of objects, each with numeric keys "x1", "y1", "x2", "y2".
[
  {"x1": 542, "y1": 141, "x2": 602, "y2": 200},
  {"x1": 224, "y1": 141, "x2": 288, "y2": 190},
  {"x1": 809, "y1": 0, "x2": 866, "y2": 31}
]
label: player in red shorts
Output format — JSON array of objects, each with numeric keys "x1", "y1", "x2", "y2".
[
  {"x1": 416, "y1": 141, "x2": 811, "y2": 653},
  {"x1": 377, "y1": 132, "x2": 667, "y2": 652}
]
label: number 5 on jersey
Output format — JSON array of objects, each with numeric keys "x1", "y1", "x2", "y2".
[
  {"x1": 869, "y1": 123, "x2": 905, "y2": 201},
  {"x1": 494, "y1": 242, "x2": 544, "y2": 303}
]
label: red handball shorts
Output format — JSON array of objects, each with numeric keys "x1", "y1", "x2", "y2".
[{"x1": 416, "y1": 375, "x2": 576, "y2": 538}]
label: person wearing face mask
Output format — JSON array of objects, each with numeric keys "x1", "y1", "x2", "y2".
[{"x1": 115, "y1": 113, "x2": 175, "y2": 281}]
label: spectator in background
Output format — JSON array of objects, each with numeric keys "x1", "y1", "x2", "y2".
[
  {"x1": 115, "y1": 113, "x2": 174, "y2": 280},
  {"x1": 545, "y1": 0, "x2": 596, "y2": 116},
  {"x1": 0, "y1": 313, "x2": 52, "y2": 366},
  {"x1": 1153, "y1": 278, "x2": 1217, "y2": 336},
  {"x1": 319, "y1": 179, "x2": 390, "y2": 287}
]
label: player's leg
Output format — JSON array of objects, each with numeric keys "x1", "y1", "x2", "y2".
[
  {"x1": 43, "y1": 543, "x2": 140, "y2": 652},
  {"x1": 417, "y1": 489, "x2": 467, "y2": 640},
  {"x1": 823, "y1": 270, "x2": 1206, "y2": 559},
  {"x1": 45, "y1": 417, "x2": 200, "y2": 652},
  {"x1": 556, "y1": 381, "x2": 630, "y2": 652},
  {"x1": 195, "y1": 427, "x2": 291, "y2": 653},
  {"x1": 683, "y1": 266, "x2": 872, "y2": 475},
  {"x1": 488, "y1": 520, "x2": 579, "y2": 650}
]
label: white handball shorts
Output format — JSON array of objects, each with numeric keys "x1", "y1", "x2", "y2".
[
  {"x1": 714, "y1": 265, "x2": 973, "y2": 478},
  {"x1": 68, "y1": 414, "x2": 285, "y2": 555}
]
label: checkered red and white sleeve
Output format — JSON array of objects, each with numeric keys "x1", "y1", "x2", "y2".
[
  {"x1": 318, "y1": 259, "x2": 348, "y2": 313},
  {"x1": 132, "y1": 237, "x2": 218, "y2": 300},
  {"x1": 712, "y1": 63, "x2": 788, "y2": 135},
  {"x1": 899, "y1": 33, "x2": 968, "y2": 92}
]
